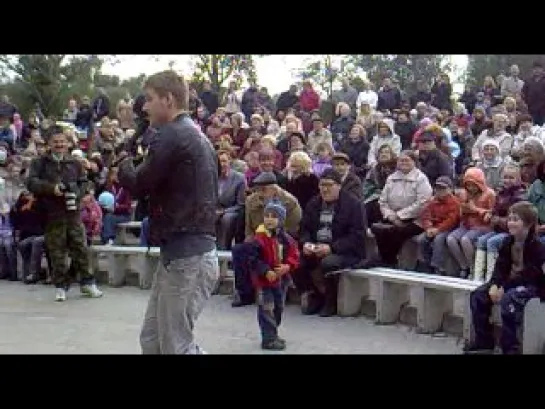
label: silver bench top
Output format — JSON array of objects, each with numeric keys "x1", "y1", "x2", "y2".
[
  {"x1": 117, "y1": 221, "x2": 143, "y2": 229},
  {"x1": 90, "y1": 246, "x2": 232, "y2": 260},
  {"x1": 343, "y1": 268, "x2": 479, "y2": 292}
]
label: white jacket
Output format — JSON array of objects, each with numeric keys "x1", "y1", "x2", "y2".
[{"x1": 356, "y1": 90, "x2": 378, "y2": 111}]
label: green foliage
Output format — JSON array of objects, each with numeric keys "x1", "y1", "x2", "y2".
[
  {"x1": 0, "y1": 54, "x2": 147, "y2": 120},
  {"x1": 190, "y1": 55, "x2": 264, "y2": 99},
  {"x1": 347, "y1": 55, "x2": 449, "y2": 94},
  {"x1": 466, "y1": 55, "x2": 545, "y2": 86}
]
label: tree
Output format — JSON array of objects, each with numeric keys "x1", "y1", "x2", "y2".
[
  {"x1": 0, "y1": 54, "x2": 107, "y2": 117},
  {"x1": 347, "y1": 55, "x2": 449, "y2": 94},
  {"x1": 189, "y1": 55, "x2": 263, "y2": 96},
  {"x1": 466, "y1": 55, "x2": 545, "y2": 87}
]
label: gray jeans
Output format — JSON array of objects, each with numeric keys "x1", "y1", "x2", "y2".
[{"x1": 140, "y1": 249, "x2": 219, "y2": 354}]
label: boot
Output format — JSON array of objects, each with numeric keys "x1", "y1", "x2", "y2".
[
  {"x1": 473, "y1": 249, "x2": 486, "y2": 282},
  {"x1": 319, "y1": 276, "x2": 338, "y2": 317},
  {"x1": 485, "y1": 252, "x2": 498, "y2": 282}
]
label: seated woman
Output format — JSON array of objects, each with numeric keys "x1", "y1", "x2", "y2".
[
  {"x1": 100, "y1": 166, "x2": 132, "y2": 245},
  {"x1": 475, "y1": 139, "x2": 506, "y2": 192},
  {"x1": 464, "y1": 201, "x2": 545, "y2": 355},
  {"x1": 284, "y1": 151, "x2": 319, "y2": 215},
  {"x1": 362, "y1": 145, "x2": 398, "y2": 226},
  {"x1": 365, "y1": 150, "x2": 432, "y2": 268},
  {"x1": 216, "y1": 150, "x2": 246, "y2": 250},
  {"x1": 10, "y1": 191, "x2": 45, "y2": 283},
  {"x1": 339, "y1": 124, "x2": 370, "y2": 181}
]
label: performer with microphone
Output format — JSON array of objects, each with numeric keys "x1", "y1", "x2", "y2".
[{"x1": 117, "y1": 71, "x2": 219, "y2": 355}]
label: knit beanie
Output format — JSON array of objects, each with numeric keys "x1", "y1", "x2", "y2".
[{"x1": 264, "y1": 199, "x2": 286, "y2": 224}]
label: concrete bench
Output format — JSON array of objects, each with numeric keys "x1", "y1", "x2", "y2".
[
  {"x1": 90, "y1": 245, "x2": 232, "y2": 290},
  {"x1": 115, "y1": 221, "x2": 143, "y2": 245},
  {"x1": 337, "y1": 267, "x2": 482, "y2": 339},
  {"x1": 523, "y1": 298, "x2": 545, "y2": 354}
]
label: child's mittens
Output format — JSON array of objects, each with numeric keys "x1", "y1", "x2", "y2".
[{"x1": 265, "y1": 271, "x2": 277, "y2": 283}]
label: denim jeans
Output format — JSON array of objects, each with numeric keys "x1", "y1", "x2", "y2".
[
  {"x1": 416, "y1": 231, "x2": 449, "y2": 270},
  {"x1": 101, "y1": 213, "x2": 131, "y2": 244},
  {"x1": 140, "y1": 217, "x2": 150, "y2": 247},
  {"x1": 257, "y1": 284, "x2": 287, "y2": 343},
  {"x1": 17, "y1": 235, "x2": 45, "y2": 280},
  {"x1": 476, "y1": 232, "x2": 509, "y2": 252}
]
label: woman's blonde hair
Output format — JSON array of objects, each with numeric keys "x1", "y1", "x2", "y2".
[
  {"x1": 287, "y1": 151, "x2": 312, "y2": 173},
  {"x1": 261, "y1": 134, "x2": 277, "y2": 147}
]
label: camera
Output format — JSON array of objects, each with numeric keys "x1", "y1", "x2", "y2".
[{"x1": 59, "y1": 183, "x2": 78, "y2": 212}]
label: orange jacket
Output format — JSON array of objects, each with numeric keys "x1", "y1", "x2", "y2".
[
  {"x1": 456, "y1": 167, "x2": 496, "y2": 229},
  {"x1": 419, "y1": 193, "x2": 460, "y2": 232}
]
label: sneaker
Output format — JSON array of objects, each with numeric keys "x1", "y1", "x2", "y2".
[
  {"x1": 55, "y1": 288, "x2": 67, "y2": 302},
  {"x1": 462, "y1": 342, "x2": 494, "y2": 355},
  {"x1": 80, "y1": 283, "x2": 103, "y2": 298},
  {"x1": 261, "y1": 338, "x2": 286, "y2": 351},
  {"x1": 106, "y1": 239, "x2": 114, "y2": 246}
]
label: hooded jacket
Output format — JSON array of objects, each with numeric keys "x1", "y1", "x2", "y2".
[
  {"x1": 457, "y1": 167, "x2": 496, "y2": 229},
  {"x1": 367, "y1": 119, "x2": 402, "y2": 167}
]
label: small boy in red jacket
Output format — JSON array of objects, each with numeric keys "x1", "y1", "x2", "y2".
[
  {"x1": 248, "y1": 199, "x2": 300, "y2": 351},
  {"x1": 416, "y1": 176, "x2": 460, "y2": 274}
]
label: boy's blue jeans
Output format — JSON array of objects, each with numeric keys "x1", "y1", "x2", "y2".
[
  {"x1": 476, "y1": 232, "x2": 509, "y2": 252},
  {"x1": 257, "y1": 283, "x2": 287, "y2": 343},
  {"x1": 416, "y1": 231, "x2": 449, "y2": 270},
  {"x1": 101, "y1": 213, "x2": 131, "y2": 244}
]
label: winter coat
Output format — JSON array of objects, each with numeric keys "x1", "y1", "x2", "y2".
[
  {"x1": 457, "y1": 167, "x2": 496, "y2": 229},
  {"x1": 419, "y1": 193, "x2": 460, "y2": 233}
]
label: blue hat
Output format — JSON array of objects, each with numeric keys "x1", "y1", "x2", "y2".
[
  {"x1": 98, "y1": 191, "x2": 115, "y2": 212},
  {"x1": 264, "y1": 199, "x2": 286, "y2": 224}
]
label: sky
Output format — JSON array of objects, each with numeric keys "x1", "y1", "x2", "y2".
[{"x1": 103, "y1": 55, "x2": 469, "y2": 96}]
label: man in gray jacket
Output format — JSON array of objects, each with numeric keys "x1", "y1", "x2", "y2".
[{"x1": 117, "y1": 71, "x2": 219, "y2": 355}]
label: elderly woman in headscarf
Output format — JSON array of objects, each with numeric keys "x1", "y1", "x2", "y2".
[
  {"x1": 475, "y1": 139, "x2": 506, "y2": 191},
  {"x1": 472, "y1": 113, "x2": 513, "y2": 161}
]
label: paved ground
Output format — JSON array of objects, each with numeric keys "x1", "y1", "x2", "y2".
[{"x1": 0, "y1": 281, "x2": 462, "y2": 354}]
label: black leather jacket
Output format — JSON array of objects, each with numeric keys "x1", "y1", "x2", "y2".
[{"x1": 118, "y1": 114, "x2": 218, "y2": 244}]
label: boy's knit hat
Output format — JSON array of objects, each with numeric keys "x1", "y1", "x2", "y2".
[
  {"x1": 98, "y1": 191, "x2": 115, "y2": 211},
  {"x1": 264, "y1": 199, "x2": 286, "y2": 224}
]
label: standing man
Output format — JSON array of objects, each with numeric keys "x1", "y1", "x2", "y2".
[
  {"x1": 27, "y1": 125, "x2": 103, "y2": 302},
  {"x1": 522, "y1": 61, "x2": 545, "y2": 126},
  {"x1": 117, "y1": 71, "x2": 219, "y2": 355}
]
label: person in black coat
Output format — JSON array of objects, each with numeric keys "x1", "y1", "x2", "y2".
[
  {"x1": 331, "y1": 152, "x2": 364, "y2": 201},
  {"x1": 92, "y1": 89, "x2": 110, "y2": 121},
  {"x1": 394, "y1": 110, "x2": 417, "y2": 150},
  {"x1": 339, "y1": 124, "x2": 369, "y2": 181},
  {"x1": 10, "y1": 191, "x2": 45, "y2": 283},
  {"x1": 297, "y1": 169, "x2": 366, "y2": 317},
  {"x1": 330, "y1": 103, "x2": 355, "y2": 148},
  {"x1": 522, "y1": 61, "x2": 545, "y2": 126},
  {"x1": 199, "y1": 81, "x2": 219, "y2": 116},
  {"x1": 464, "y1": 201, "x2": 545, "y2": 355},
  {"x1": 276, "y1": 85, "x2": 299, "y2": 112},
  {"x1": 284, "y1": 151, "x2": 319, "y2": 213},
  {"x1": 415, "y1": 131, "x2": 452, "y2": 185}
]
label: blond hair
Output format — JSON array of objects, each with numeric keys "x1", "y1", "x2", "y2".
[{"x1": 287, "y1": 151, "x2": 312, "y2": 173}]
